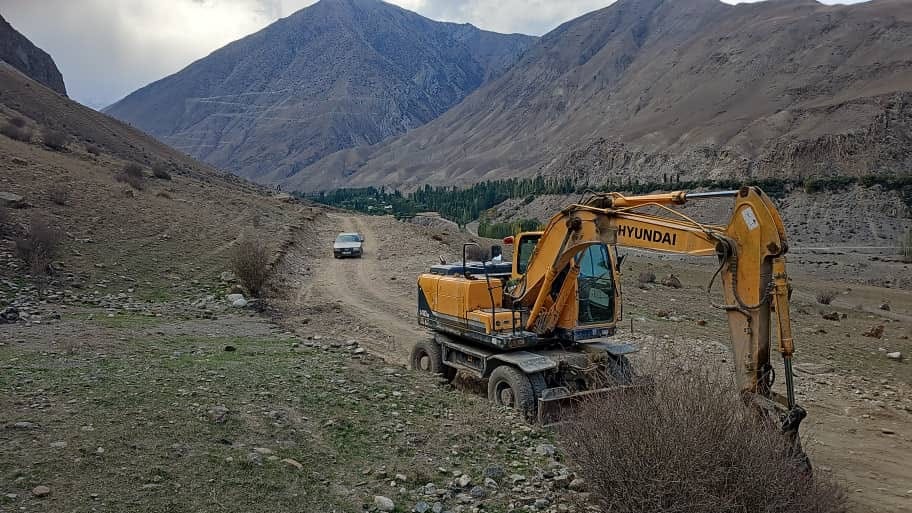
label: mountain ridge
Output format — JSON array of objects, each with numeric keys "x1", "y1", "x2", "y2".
[
  {"x1": 105, "y1": 0, "x2": 536, "y2": 182},
  {"x1": 0, "y1": 13, "x2": 67, "y2": 96},
  {"x1": 282, "y1": 0, "x2": 912, "y2": 191}
]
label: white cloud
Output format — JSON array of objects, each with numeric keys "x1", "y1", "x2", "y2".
[{"x1": 0, "y1": 0, "x2": 869, "y2": 109}]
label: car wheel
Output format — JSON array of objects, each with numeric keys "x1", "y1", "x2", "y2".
[
  {"x1": 488, "y1": 365, "x2": 536, "y2": 420},
  {"x1": 409, "y1": 338, "x2": 455, "y2": 382}
]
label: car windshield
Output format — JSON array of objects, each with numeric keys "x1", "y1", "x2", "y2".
[{"x1": 336, "y1": 235, "x2": 360, "y2": 242}]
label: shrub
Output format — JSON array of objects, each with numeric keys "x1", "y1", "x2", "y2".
[
  {"x1": 48, "y1": 184, "x2": 69, "y2": 206},
  {"x1": 15, "y1": 217, "x2": 62, "y2": 283},
  {"x1": 115, "y1": 163, "x2": 145, "y2": 190},
  {"x1": 637, "y1": 271, "x2": 656, "y2": 284},
  {"x1": 151, "y1": 162, "x2": 172, "y2": 180},
  {"x1": 42, "y1": 129, "x2": 70, "y2": 151},
  {"x1": 560, "y1": 366, "x2": 846, "y2": 513},
  {"x1": 1, "y1": 122, "x2": 32, "y2": 142},
  {"x1": 230, "y1": 236, "x2": 272, "y2": 297},
  {"x1": 86, "y1": 144, "x2": 102, "y2": 156},
  {"x1": 816, "y1": 290, "x2": 838, "y2": 305}
]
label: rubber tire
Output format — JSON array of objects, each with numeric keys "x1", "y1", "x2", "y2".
[
  {"x1": 488, "y1": 365, "x2": 537, "y2": 421},
  {"x1": 409, "y1": 338, "x2": 456, "y2": 382}
]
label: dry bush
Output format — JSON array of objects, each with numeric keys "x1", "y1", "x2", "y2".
[
  {"x1": 42, "y1": 129, "x2": 70, "y2": 150},
  {"x1": 48, "y1": 184, "x2": 69, "y2": 206},
  {"x1": 151, "y1": 162, "x2": 172, "y2": 180},
  {"x1": 637, "y1": 270, "x2": 656, "y2": 284},
  {"x1": 1, "y1": 122, "x2": 32, "y2": 142},
  {"x1": 15, "y1": 217, "x2": 63, "y2": 293},
  {"x1": 86, "y1": 144, "x2": 102, "y2": 156},
  {"x1": 230, "y1": 236, "x2": 272, "y2": 297},
  {"x1": 115, "y1": 163, "x2": 145, "y2": 190},
  {"x1": 815, "y1": 290, "x2": 838, "y2": 305},
  {"x1": 561, "y1": 367, "x2": 846, "y2": 513}
]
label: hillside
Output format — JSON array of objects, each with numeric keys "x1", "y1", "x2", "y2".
[
  {"x1": 287, "y1": 0, "x2": 912, "y2": 191},
  {"x1": 0, "y1": 61, "x2": 304, "y2": 303},
  {"x1": 0, "y1": 13, "x2": 66, "y2": 96},
  {"x1": 104, "y1": 0, "x2": 535, "y2": 183}
]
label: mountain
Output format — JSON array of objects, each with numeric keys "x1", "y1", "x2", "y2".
[
  {"x1": 104, "y1": 0, "x2": 536, "y2": 182},
  {"x1": 0, "y1": 14, "x2": 66, "y2": 96},
  {"x1": 285, "y1": 0, "x2": 912, "y2": 191}
]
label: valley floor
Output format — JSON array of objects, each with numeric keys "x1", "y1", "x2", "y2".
[{"x1": 3, "y1": 209, "x2": 910, "y2": 513}]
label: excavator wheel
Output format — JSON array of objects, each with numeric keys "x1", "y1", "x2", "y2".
[
  {"x1": 488, "y1": 365, "x2": 537, "y2": 421},
  {"x1": 409, "y1": 338, "x2": 456, "y2": 382}
]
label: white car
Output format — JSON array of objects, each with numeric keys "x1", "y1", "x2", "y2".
[{"x1": 333, "y1": 232, "x2": 364, "y2": 258}]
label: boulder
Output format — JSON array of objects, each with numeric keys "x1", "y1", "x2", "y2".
[{"x1": 373, "y1": 496, "x2": 395, "y2": 512}]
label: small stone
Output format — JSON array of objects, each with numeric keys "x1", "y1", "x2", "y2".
[
  {"x1": 395, "y1": 473, "x2": 407, "y2": 482},
  {"x1": 11, "y1": 421, "x2": 36, "y2": 429},
  {"x1": 484, "y1": 477, "x2": 498, "y2": 488},
  {"x1": 483, "y1": 465, "x2": 505, "y2": 479},
  {"x1": 534, "y1": 498, "x2": 550, "y2": 509},
  {"x1": 231, "y1": 298, "x2": 248, "y2": 308},
  {"x1": 253, "y1": 447, "x2": 273, "y2": 455},
  {"x1": 373, "y1": 495, "x2": 395, "y2": 512},
  {"x1": 821, "y1": 312, "x2": 840, "y2": 321},
  {"x1": 281, "y1": 458, "x2": 303, "y2": 470},
  {"x1": 219, "y1": 271, "x2": 237, "y2": 283},
  {"x1": 881, "y1": 428, "x2": 896, "y2": 435},
  {"x1": 535, "y1": 443, "x2": 556, "y2": 456},
  {"x1": 661, "y1": 274, "x2": 682, "y2": 288},
  {"x1": 5, "y1": 493, "x2": 17, "y2": 499},
  {"x1": 208, "y1": 405, "x2": 229, "y2": 423},
  {"x1": 469, "y1": 485, "x2": 485, "y2": 499},
  {"x1": 696, "y1": 319, "x2": 707, "y2": 326},
  {"x1": 886, "y1": 352, "x2": 903, "y2": 361},
  {"x1": 96, "y1": 447, "x2": 105, "y2": 454},
  {"x1": 457, "y1": 474, "x2": 471, "y2": 487},
  {"x1": 353, "y1": 347, "x2": 366, "y2": 355},
  {"x1": 862, "y1": 325, "x2": 884, "y2": 339},
  {"x1": 50, "y1": 441, "x2": 67, "y2": 448},
  {"x1": 432, "y1": 502, "x2": 443, "y2": 513},
  {"x1": 569, "y1": 478, "x2": 587, "y2": 491},
  {"x1": 879, "y1": 303, "x2": 891, "y2": 311},
  {"x1": 509, "y1": 474, "x2": 526, "y2": 485},
  {"x1": 31, "y1": 486, "x2": 51, "y2": 497},
  {"x1": 224, "y1": 345, "x2": 236, "y2": 352},
  {"x1": 414, "y1": 501, "x2": 430, "y2": 513}
]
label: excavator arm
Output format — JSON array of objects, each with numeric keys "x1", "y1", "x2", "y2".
[{"x1": 511, "y1": 187, "x2": 806, "y2": 435}]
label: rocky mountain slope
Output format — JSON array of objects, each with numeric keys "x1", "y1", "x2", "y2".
[
  {"x1": 287, "y1": 0, "x2": 912, "y2": 191},
  {"x1": 105, "y1": 0, "x2": 535, "y2": 182},
  {"x1": 0, "y1": 14, "x2": 66, "y2": 96}
]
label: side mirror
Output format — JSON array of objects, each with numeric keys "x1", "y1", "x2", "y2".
[{"x1": 490, "y1": 245, "x2": 502, "y2": 260}]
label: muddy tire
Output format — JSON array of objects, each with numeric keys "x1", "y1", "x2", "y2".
[
  {"x1": 410, "y1": 338, "x2": 455, "y2": 382},
  {"x1": 488, "y1": 365, "x2": 537, "y2": 420}
]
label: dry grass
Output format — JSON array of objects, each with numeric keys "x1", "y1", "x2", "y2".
[
  {"x1": 560, "y1": 366, "x2": 846, "y2": 513},
  {"x1": 231, "y1": 236, "x2": 272, "y2": 297},
  {"x1": 15, "y1": 216, "x2": 63, "y2": 293},
  {"x1": 48, "y1": 184, "x2": 70, "y2": 206},
  {"x1": 42, "y1": 128, "x2": 70, "y2": 151},
  {"x1": 816, "y1": 290, "x2": 838, "y2": 305},
  {"x1": 115, "y1": 162, "x2": 146, "y2": 190}
]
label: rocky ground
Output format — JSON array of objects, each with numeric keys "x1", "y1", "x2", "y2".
[{"x1": 3, "y1": 202, "x2": 911, "y2": 512}]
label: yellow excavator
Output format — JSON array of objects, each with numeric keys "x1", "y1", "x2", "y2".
[{"x1": 410, "y1": 186, "x2": 806, "y2": 455}]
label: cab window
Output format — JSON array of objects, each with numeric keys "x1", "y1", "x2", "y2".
[{"x1": 516, "y1": 235, "x2": 541, "y2": 275}]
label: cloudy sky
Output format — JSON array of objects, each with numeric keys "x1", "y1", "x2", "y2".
[{"x1": 0, "y1": 0, "x2": 867, "y2": 109}]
